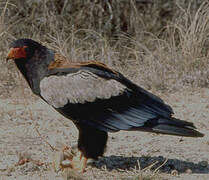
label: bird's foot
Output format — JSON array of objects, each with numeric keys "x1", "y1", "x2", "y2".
[
  {"x1": 70, "y1": 151, "x2": 87, "y2": 173},
  {"x1": 52, "y1": 146, "x2": 87, "y2": 173},
  {"x1": 52, "y1": 145, "x2": 74, "y2": 172}
]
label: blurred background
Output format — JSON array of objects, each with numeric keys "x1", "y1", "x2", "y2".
[{"x1": 0, "y1": 0, "x2": 209, "y2": 98}]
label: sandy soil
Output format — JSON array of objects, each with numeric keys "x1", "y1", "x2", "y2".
[{"x1": 0, "y1": 87, "x2": 208, "y2": 180}]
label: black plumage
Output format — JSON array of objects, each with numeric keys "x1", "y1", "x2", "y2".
[{"x1": 7, "y1": 38, "x2": 204, "y2": 172}]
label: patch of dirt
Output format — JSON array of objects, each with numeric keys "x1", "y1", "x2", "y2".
[{"x1": 0, "y1": 88, "x2": 208, "y2": 180}]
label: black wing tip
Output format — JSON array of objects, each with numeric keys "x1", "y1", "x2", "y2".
[
  {"x1": 181, "y1": 127, "x2": 204, "y2": 137},
  {"x1": 139, "y1": 117, "x2": 204, "y2": 138},
  {"x1": 152, "y1": 124, "x2": 204, "y2": 138},
  {"x1": 193, "y1": 131, "x2": 204, "y2": 137}
]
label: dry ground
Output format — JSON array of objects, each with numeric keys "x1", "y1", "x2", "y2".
[
  {"x1": 0, "y1": 85, "x2": 208, "y2": 180},
  {"x1": 0, "y1": 1, "x2": 209, "y2": 180}
]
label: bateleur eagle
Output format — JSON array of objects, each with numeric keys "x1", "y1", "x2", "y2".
[{"x1": 7, "y1": 38, "x2": 204, "y2": 172}]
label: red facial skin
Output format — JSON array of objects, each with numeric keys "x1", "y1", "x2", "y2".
[{"x1": 7, "y1": 46, "x2": 27, "y2": 60}]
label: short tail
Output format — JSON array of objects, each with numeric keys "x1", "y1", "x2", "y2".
[{"x1": 132, "y1": 117, "x2": 204, "y2": 137}]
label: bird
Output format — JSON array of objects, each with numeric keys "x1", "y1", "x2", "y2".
[{"x1": 6, "y1": 38, "x2": 204, "y2": 172}]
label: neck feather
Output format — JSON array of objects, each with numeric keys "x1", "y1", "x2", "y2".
[{"x1": 15, "y1": 48, "x2": 54, "y2": 95}]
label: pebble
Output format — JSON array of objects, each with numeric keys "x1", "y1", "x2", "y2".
[
  {"x1": 61, "y1": 159, "x2": 71, "y2": 167},
  {"x1": 171, "y1": 170, "x2": 178, "y2": 176},
  {"x1": 185, "y1": 168, "x2": 192, "y2": 174}
]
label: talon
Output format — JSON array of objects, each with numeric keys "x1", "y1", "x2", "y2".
[
  {"x1": 52, "y1": 148, "x2": 88, "y2": 173},
  {"x1": 52, "y1": 146, "x2": 74, "y2": 172},
  {"x1": 71, "y1": 151, "x2": 88, "y2": 173}
]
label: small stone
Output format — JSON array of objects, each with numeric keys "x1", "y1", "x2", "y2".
[
  {"x1": 185, "y1": 168, "x2": 192, "y2": 174},
  {"x1": 61, "y1": 159, "x2": 71, "y2": 167},
  {"x1": 171, "y1": 169, "x2": 178, "y2": 176},
  {"x1": 199, "y1": 161, "x2": 208, "y2": 167}
]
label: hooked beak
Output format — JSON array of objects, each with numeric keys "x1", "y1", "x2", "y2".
[{"x1": 6, "y1": 48, "x2": 15, "y2": 62}]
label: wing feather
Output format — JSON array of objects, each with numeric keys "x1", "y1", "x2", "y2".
[{"x1": 40, "y1": 70, "x2": 126, "y2": 108}]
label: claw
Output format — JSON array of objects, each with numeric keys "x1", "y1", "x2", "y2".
[
  {"x1": 52, "y1": 147, "x2": 88, "y2": 173},
  {"x1": 71, "y1": 151, "x2": 87, "y2": 173}
]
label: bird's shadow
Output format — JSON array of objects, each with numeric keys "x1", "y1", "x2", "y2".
[{"x1": 89, "y1": 155, "x2": 209, "y2": 174}]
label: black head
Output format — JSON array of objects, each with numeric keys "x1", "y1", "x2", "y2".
[
  {"x1": 7, "y1": 38, "x2": 44, "y2": 60},
  {"x1": 9, "y1": 38, "x2": 41, "y2": 48},
  {"x1": 6, "y1": 39, "x2": 51, "y2": 94}
]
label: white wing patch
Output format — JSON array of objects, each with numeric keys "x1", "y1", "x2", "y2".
[{"x1": 40, "y1": 70, "x2": 126, "y2": 108}]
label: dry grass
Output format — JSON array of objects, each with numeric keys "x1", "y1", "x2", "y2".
[
  {"x1": 0, "y1": 1, "x2": 208, "y2": 179},
  {"x1": 0, "y1": 0, "x2": 208, "y2": 97}
]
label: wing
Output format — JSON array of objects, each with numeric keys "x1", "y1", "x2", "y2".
[
  {"x1": 40, "y1": 57, "x2": 174, "y2": 132},
  {"x1": 40, "y1": 68, "x2": 126, "y2": 107}
]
